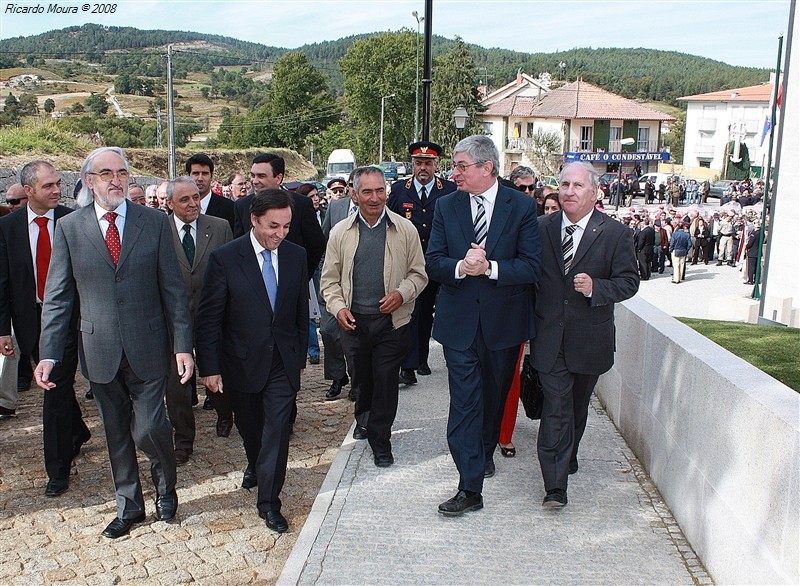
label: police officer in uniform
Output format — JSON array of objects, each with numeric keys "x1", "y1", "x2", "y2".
[{"x1": 388, "y1": 141, "x2": 456, "y2": 385}]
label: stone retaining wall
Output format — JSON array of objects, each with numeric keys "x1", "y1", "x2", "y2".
[{"x1": 596, "y1": 296, "x2": 799, "y2": 584}]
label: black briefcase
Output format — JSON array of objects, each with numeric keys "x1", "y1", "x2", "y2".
[{"x1": 520, "y1": 354, "x2": 543, "y2": 420}]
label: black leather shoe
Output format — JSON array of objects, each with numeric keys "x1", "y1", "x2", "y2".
[
  {"x1": 325, "y1": 380, "x2": 342, "y2": 400},
  {"x1": 85, "y1": 390, "x2": 94, "y2": 400},
  {"x1": 543, "y1": 488, "x2": 568, "y2": 508},
  {"x1": 484, "y1": 460, "x2": 496, "y2": 478},
  {"x1": 73, "y1": 429, "x2": 91, "y2": 458},
  {"x1": 417, "y1": 363, "x2": 431, "y2": 376},
  {"x1": 438, "y1": 490, "x2": 483, "y2": 516},
  {"x1": 352, "y1": 425, "x2": 367, "y2": 440},
  {"x1": 398, "y1": 368, "x2": 417, "y2": 385},
  {"x1": 45, "y1": 477, "x2": 69, "y2": 497},
  {"x1": 17, "y1": 378, "x2": 31, "y2": 392},
  {"x1": 242, "y1": 467, "x2": 258, "y2": 489},
  {"x1": 569, "y1": 460, "x2": 579, "y2": 475},
  {"x1": 202, "y1": 396, "x2": 214, "y2": 410},
  {"x1": 259, "y1": 509, "x2": 288, "y2": 533},
  {"x1": 101, "y1": 513, "x2": 146, "y2": 539},
  {"x1": 174, "y1": 447, "x2": 192, "y2": 466},
  {"x1": 374, "y1": 452, "x2": 394, "y2": 467},
  {"x1": 155, "y1": 490, "x2": 178, "y2": 521},
  {"x1": 216, "y1": 417, "x2": 233, "y2": 438}
]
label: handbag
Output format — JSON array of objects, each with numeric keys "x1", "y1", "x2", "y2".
[{"x1": 519, "y1": 354, "x2": 544, "y2": 420}]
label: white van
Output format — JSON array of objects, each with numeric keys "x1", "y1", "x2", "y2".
[
  {"x1": 326, "y1": 149, "x2": 357, "y2": 181},
  {"x1": 638, "y1": 172, "x2": 679, "y2": 191}
]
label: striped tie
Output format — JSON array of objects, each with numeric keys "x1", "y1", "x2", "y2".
[
  {"x1": 473, "y1": 195, "x2": 487, "y2": 246},
  {"x1": 562, "y1": 224, "x2": 578, "y2": 274}
]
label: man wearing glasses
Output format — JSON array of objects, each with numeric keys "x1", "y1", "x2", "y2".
[
  {"x1": 388, "y1": 141, "x2": 455, "y2": 385},
  {"x1": 4, "y1": 184, "x2": 28, "y2": 213},
  {"x1": 34, "y1": 147, "x2": 193, "y2": 539},
  {"x1": 426, "y1": 135, "x2": 541, "y2": 517}
]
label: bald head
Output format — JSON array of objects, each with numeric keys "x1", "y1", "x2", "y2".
[{"x1": 6, "y1": 184, "x2": 27, "y2": 210}]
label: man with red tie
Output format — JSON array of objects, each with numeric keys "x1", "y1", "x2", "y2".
[{"x1": 0, "y1": 161, "x2": 91, "y2": 497}]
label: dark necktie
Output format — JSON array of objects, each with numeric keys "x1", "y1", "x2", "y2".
[
  {"x1": 420, "y1": 184, "x2": 427, "y2": 206},
  {"x1": 473, "y1": 195, "x2": 487, "y2": 246},
  {"x1": 261, "y1": 249, "x2": 278, "y2": 310},
  {"x1": 182, "y1": 223, "x2": 195, "y2": 266},
  {"x1": 562, "y1": 224, "x2": 579, "y2": 274},
  {"x1": 104, "y1": 212, "x2": 121, "y2": 266},
  {"x1": 33, "y1": 217, "x2": 50, "y2": 301}
]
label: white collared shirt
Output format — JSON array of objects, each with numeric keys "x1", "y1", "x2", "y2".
[
  {"x1": 94, "y1": 200, "x2": 127, "y2": 241},
  {"x1": 414, "y1": 178, "x2": 435, "y2": 200},
  {"x1": 27, "y1": 206, "x2": 56, "y2": 303},
  {"x1": 561, "y1": 209, "x2": 594, "y2": 256},
  {"x1": 173, "y1": 214, "x2": 197, "y2": 244},
  {"x1": 199, "y1": 193, "x2": 211, "y2": 215},
  {"x1": 250, "y1": 230, "x2": 279, "y2": 283},
  {"x1": 358, "y1": 208, "x2": 387, "y2": 229}
]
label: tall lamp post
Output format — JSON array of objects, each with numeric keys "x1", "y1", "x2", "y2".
[
  {"x1": 413, "y1": 11, "x2": 423, "y2": 143},
  {"x1": 453, "y1": 106, "x2": 468, "y2": 132},
  {"x1": 615, "y1": 137, "x2": 636, "y2": 211},
  {"x1": 379, "y1": 93, "x2": 395, "y2": 163}
]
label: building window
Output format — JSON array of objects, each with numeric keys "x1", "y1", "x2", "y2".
[
  {"x1": 610, "y1": 126, "x2": 622, "y2": 142},
  {"x1": 580, "y1": 126, "x2": 593, "y2": 151},
  {"x1": 482, "y1": 122, "x2": 493, "y2": 136},
  {"x1": 527, "y1": 122, "x2": 535, "y2": 138},
  {"x1": 698, "y1": 160, "x2": 712, "y2": 168},
  {"x1": 637, "y1": 127, "x2": 650, "y2": 151}
]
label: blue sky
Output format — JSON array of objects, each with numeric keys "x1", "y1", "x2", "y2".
[{"x1": 0, "y1": 0, "x2": 791, "y2": 69}]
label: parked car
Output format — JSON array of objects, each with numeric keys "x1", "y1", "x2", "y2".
[
  {"x1": 708, "y1": 180, "x2": 735, "y2": 199},
  {"x1": 396, "y1": 161, "x2": 409, "y2": 176},
  {"x1": 637, "y1": 172, "x2": 680, "y2": 192},
  {"x1": 380, "y1": 161, "x2": 399, "y2": 181},
  {"x1": 542, "y1": 176, "x2": 559, "y2": 190}
]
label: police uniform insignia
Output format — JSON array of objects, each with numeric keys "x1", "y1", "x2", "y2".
[
  {"x1": 402, "y1": 202, "x2": 414, "y2": 210},
  {"x1": 406, "y1": 212, "x2": 413, "y2": 219}
]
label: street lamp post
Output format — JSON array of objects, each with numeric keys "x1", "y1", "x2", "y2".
[
  {"x1": 453, "y1": 106, "x2": 468, "y2": 130},
  {"x1": 379, "y1": 93, "x2": 395, "y2": 163},
  {"x1": 615, "y1": 137, "x2": 636, "y2": 211},
  {"x1": 413, "y1": 11, "x2": 423, "y2": 143}
]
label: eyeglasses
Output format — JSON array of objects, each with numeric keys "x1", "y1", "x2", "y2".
[
  {"x1": 331, "y1": 187, "x2": 345, "y2": 193},
  {"x1": 450, "y1": 162, "x2": 481, "y2": 173},
  {"x1": 515, "y1": 184, "x2": 535, "y2": 192},
  {"x1": 88, "y1": 170, "x2": 130, "y2": 182},
  {"x1": 6, "y1": 198, "x2": 26, "y2": 205}
]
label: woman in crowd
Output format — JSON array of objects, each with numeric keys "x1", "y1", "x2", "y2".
[{"x1": 691, "y1": 217, "x2": 711, "y2": 265}]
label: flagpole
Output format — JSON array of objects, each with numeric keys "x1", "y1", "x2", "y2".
[{"x1": 752, "y1": 34, "x2": 784, "y2": 302}]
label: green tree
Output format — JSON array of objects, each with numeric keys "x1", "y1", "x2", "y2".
[
  {"x1": 524, "y1": 129, "x2": 563, "y2": 176},
  {"x1": 663, "y1": 110, "x2": 685, "y2": 165},
  {"x1": 430, "y1": 37, "x2": 485, "y2": 154},
  {"x1": 84, "y1": 93, "x2": 109, "y2": 116},
  {"x1": 43, "y1": 98, "x2": 56, "y2": 114},
  {"x1": 18, "y1": 92, "x2": 39, "y2": 116},
  {"x1": 339, "y1": 31, "x2": 418, "y2": 163}
]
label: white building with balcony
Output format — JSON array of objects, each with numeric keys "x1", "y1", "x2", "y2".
[
  {"x1": 678, "y1": 82, "x2": 775, "y2": 176},
  {"x1": 480, "y1": 79, "x2": 674, "y2": 177}
]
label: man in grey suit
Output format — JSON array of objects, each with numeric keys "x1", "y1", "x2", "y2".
[
  {"x1": 35, "y1": 147, "x2": 194, "y2": 539},
  {"x1": 165, "y1": 177, "x2": 233, "y2": 465},
  {"x1": 532, "y1": 161, "x2": 639, "y2": 508}
]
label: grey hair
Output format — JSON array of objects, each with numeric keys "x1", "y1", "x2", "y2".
[
  {"x1": 558, "y1": 161, "x2": 599, "y2": 190},
  {"x1": 77, "y1": 147, "x2": 130, "y2": 208},
  {"x1": 352, "y1": 166, "x2": 385, "y2": 193},
  {"x1": 166, "y1": 176, "x2": 198, "y2": 201},
  {"x1": 509, "y1": 165, "x2": 535, "y2": 183},
  {"x1": 19, "y1": 161, "x2": 56, "y2": 188},
  {"x1": 452, "y1": 135, "x2": 499, "y2": 178},
  {"x1": 145, "y1": 185, "x2": 158, "y2": 197}
]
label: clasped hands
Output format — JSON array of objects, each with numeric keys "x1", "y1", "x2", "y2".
[{"x1": 459, "y1": 243, "x2": 490, "y2": 277}]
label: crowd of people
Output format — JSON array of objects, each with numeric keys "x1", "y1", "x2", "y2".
[{"x1": 0, "y1": 135, "x2": 765, "y2": 541}]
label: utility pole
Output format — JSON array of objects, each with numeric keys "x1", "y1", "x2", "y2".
[
  {"x1": 166, "y1": 44, "x2": 176, "y2": 179},
  {"x1": 156, "y1": 106, "x2": 163, "y2": 149},
  {"x1": 413, "y1": 11, "x2": 423, "y2": 142},
  {"x1": 421, "y1": 0, "x2": 433, "y2": 141}
]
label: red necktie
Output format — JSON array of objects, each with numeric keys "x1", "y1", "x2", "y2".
[
  {"x1": 104, "y1": 212, "x2": 121, "y2": 266},
  {"x1": 33, "y1": 217, "x2": 50, "y2": 301}
]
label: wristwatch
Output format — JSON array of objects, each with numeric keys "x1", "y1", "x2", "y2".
[{"x1": 484, "y1": 265, "x2": 492, "y2": 277}]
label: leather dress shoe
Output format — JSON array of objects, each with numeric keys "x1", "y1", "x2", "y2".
[
  {"x1": 174, "y1": 447, "x2": 192, "y2": 466},
  {"x1": 569, "y1": 460, "x2": 579, "y2": 475},
  {"x1": 73, "y1": 430, "x2": 91, "y2": 458},
  {"x1": 242, "y1": 467, "x2": 258, "y2": 489},
  {"x1": 0, "y1": 406, "x2": 16, "y2": 418},
  {"x1": 202, "y1": 396, "x2": 214, "y2": 410},
  {"x1": 17, "y1": 379, "x2": 31, "y2": 392},
  {"x1": 352, "y1": 425, "x2": 367, "y2": 440},
  {"x1": 84, "y1": 390, "x2": 94, "y2": 400},
  {"x1": 101, "y1": 513, "x2": 146, "y2": 539},
  {"x1": 374, "y1": 452, "x2": 394, "y2": 467},
  {"x1": 325, "y1": 379, "x2": 342, "y2": 400},
  {"x1": 259, "y1": 509, "x2": 288, "y2": 533},
  {"x1": 484, "y1": 460, "x2": 496, "y2": 478},
  {"x1": 398, "y1": 368, "x2": 417, "y2": 385},
  {"x1": 438, "y1": 490, "x2": 483, "y2": 516},
  {"x1": 155, "y1": 490, "x2": 178, "y2": 521},
  {"x1": 45, "y1": 477, "x2": 69, "y2": 497},
  {"x1": 216, "y1": 417, "x2": 233, "y2": 438},
  {"x1": 543, "y1": 488, "x2": 568, "y2": 508},
  {"x1": 417, "y1": 363, "x2": 431, "y2": 376}
]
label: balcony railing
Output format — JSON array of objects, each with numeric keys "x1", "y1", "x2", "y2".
[{"x1": 570, "y1": 140, "x2": 661, "y2": 153}]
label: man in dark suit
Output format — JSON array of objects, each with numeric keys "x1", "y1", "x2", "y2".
[
  {"x1": 186, "y1": 153, "x2": 235, "y2": 232},
  {"x1": 165, "y1": 177, "x2": 233, "y2": 465},
  {"x1": 196, "y1": 189, "x2": 308, "y2": 534},
  {"x1": 635, "y1": 217, "x2": 655, "y2": 281},
  {"x1": 388, "y1": 141, "x2": 456, "y2": 385},
  {"x1": 426, "y1": 135, "x2": 542, "y2": 516},
  {"x1": 532, "y1": 161, "x2": 639, "y2": 508},
  {"x1": 0, "y1": 161, "x2": 90, "y2": 496},
  {"x1": 35, "y1": 147, "x2": 194, "y2": 539},
  {"x1": 233, "y1": 153, "x2": 324, "y2": 278}
]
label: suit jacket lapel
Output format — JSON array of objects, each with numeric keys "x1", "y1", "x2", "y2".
[
  {"x1": 485, "y1": 187, "x2": 512, "y2": 257},
  {"x1": 570, "y1": 209, "x2": 604, "y2": 270},
  {"x1": 193, "y1": 216, "x2": 213, "y2": 271},
  {"x1": 454, "y1": 191, "x2": 475, "y2": 245},
  {"x1": 238, "y1": 237, "x2": 272, "y2": 314},
  {"x1": 546, "y1": 211, "x2": 565, "y2": 274},
  {"x1": 78, "y1": 206, "x2": 117, "y2": 270},
  {"x1": 12, "y1": 210, "x2": 36, "y2": 284}
]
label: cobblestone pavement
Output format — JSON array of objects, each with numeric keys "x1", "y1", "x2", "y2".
[{"x1": 0, "y1": 362, "x2": 353, "y2": 585}]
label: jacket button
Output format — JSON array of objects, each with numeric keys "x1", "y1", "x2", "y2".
[
  {"x1": 117, "y1": 299, "x2": 124, "y2": 305},
  {"x1": 564, "y1": 299, "x2": 568, "y2": 305},
  {"x1": 559, "y1": 321, "x2": 564, "y2": 327},
  {"x1": 422, "y1": 224, "x2": 427, "y2": 228},
  {"x1": 115, "y1": 277, "x2": 122, "y2": 282}
]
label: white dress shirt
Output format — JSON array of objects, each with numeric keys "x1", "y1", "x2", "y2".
[
  {"x1": 173, "y1": 214, "x2": 197, "y2": 245},
  {"x1": 199, "y1": 193, "x2": 211, "y2": 215},
  {"x1": 94, "y1": 200, "x2": 127, "y2": 241},
  {"x1": 560, "y1": 209, "x2": 594, "y2": 256}
]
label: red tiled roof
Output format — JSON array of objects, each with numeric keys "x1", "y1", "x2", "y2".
[
  {"x1": 678, "y1": 84, "x2": 772, "y2": 102},
  {"x1": 482, "y1": 80, "x2": 674, "y2": 122}
]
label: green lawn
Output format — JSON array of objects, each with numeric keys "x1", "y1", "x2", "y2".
[{"x1": 678, "y1": 318, "x2": 800, "y2": 392}]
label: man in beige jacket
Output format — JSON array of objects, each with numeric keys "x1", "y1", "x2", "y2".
[{"x1": 321, "y1": 166, "x2": 427, "y2": 468}]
